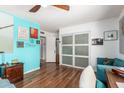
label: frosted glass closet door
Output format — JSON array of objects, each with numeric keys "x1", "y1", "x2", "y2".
[
  {"x1": 74, "y1": 34, "x2": 89, "y2": 67},
  {"x1": 61, "y1": 33, "x2": 89, "y2": 68},
  {"x1": 62, "y1": 35, "x2": 73, "y2": 65}
]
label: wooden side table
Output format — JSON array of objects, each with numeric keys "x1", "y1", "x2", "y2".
[{"x1": 0, "y1": 63, "x2": 24, "y2": 83}]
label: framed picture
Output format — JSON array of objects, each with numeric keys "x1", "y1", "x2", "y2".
[
  {"x1": 104, "y1": 30, "x2": 118, "y2": 41},
  {"x1": 92, "y1": 38, "x2": 103, "y2": 45},
  {"x1": 18, "y1": 26, "x2": 28, "y2": 40},
  {"x1": 30, "y1": 27, "x2": 38, "y2": 39},
  {"x1": 17, "y1": 41, "x2": 24, "y2": 48},
  {"x1": 36, "y1": 40, "x2": 40, "y2": 44}
]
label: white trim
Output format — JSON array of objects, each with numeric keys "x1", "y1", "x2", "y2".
[
  {"x1": 61, "y1": 33, "x2": 73, "y2": 37},
  {"x1": 40, "y1": 36, "x2": 46, "y2": 61},
  {"x1": 74, "y1": 55, "x2": 89, "y2": 58},
  {"x1": 73, "y1": 34, "x2": 75, "y2": 66},
  {"x1": 59, "y1": 35, "x2": 62, "y2": 65},
  {"x1": 61, "y1": 64, "x2": 85, "y2": 69},
  {"x1": 62, "y1": 54, "x2": 73, "y2": 56},
  {"x1": 88, "y1": 31, "x2": 91, "y2": 66},
  {"x1": 24, "y1": 67, "x2": 40, "y2": 74},
  {"x1": 62, "y1": 44, "x2": 73, "y2": 46},
  {"x1": 75, "y1": 44, "x2": 89, "y2": 46},
  {"x1": 74, "y1": 31, "x2": 91, "y2": 35},
  {"x1": 74, "y1": 65, "x2": 85, "y2": 69},
  {"x1": 61, "y1": 63, "x2": 73, "y2": 67}
]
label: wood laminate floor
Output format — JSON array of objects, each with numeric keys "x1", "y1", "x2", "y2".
[{"x1": 15, "y1": 63, "x2": 83, "y2": 88}]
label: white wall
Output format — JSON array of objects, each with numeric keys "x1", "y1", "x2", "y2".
[
  {"x1": 59, "y1": 17, "x2": 119, "y2": 70},
  {"x1": 117, "y1": 8, "x2": 124, "y2": 60},
  {"x1": 41, "y1": 31, "x2": 57, "y2": 62}
]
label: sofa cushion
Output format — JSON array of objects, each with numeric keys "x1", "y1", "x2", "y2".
[
  {"x1": 96, "y1": 79, "x2": 106, "y2": 88},
  {"x1": 103, "y1": 58, "x2": 114, "y2": 65},
  {"x1": 0, "y1": 79, "x2": 15, "y2": 88},
  {"x1": 113, "y1": 58, "x2": 124, "y2": 67}
]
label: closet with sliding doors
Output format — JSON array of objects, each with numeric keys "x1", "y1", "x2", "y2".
[{"x1": 60, "y1": 32, "x2": 90, "y2": 68}]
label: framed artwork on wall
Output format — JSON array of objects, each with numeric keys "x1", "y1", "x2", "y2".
[
  {"x1": 92, "y1": 38, "x2": 103, "y2": 45},
  {"x1": 36, "y1": 40, "x2": 40, "y2": 44},
  {"x1": 104, "y1": 30, "x2": 118, "y2": 41},
  {"x1": 17, "y1": 41, "x2": 24, "y2": 48},
  {"x1": 30, "y1": 27, "x2": 38, "y2": 39},
  {"x1": 18, "y1": 26, "x2": 28, "y2": 40}
]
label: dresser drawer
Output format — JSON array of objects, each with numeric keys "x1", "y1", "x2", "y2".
[{"x1": 5, "y1": 63, "x2": 23, "y2": 83}]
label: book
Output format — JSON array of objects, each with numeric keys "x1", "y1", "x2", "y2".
[{"x1": 116, "y1": 82, "x2": 124, "y2": 88}]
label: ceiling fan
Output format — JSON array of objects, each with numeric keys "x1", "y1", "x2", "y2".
[{"x1": 29, "y1": 5, "x2": 70, "y2": 13}]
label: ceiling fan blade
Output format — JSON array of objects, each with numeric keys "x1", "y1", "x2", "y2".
[
  {"x1": 53, "y1": 5, "x2": 70, "y2": 11},
  {"x1": 29, "y1": 5, "x2": 41, "y2": 13}
]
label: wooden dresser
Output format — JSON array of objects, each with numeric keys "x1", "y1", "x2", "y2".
[{"x1": 0, "y1": 63, "x2": 24, "y2": 83}]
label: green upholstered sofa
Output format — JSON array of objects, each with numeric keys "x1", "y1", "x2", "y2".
[
  {"x1": 0, "y1": 79, "x2": 15, "y2": 88},
  {"x1": 96, "y1": 58, "x2": 124, "y2": 84}
]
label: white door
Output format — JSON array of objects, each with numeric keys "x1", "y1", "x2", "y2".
[
  {"x1": 74, "y1": 33, "x2": 89, "y2": 68},
  {"x1": 61, "y1": 32, "x2": 90, "y2": 68},
  {"x1": 46, "y1": 35, "x2": 56, "y2": 62},
  {"x1": 61, "y1": 35, "x2": 73, "y2": 66}
]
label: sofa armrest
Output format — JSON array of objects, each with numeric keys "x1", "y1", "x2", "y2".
[
  {"x1": 97, "y1": 58, "x2": 114, "y2": 65},
  {"x1": 96, "y1": 65, "x2": 118, "y2": 83}
]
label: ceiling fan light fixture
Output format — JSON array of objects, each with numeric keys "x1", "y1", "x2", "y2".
[
  {"x1": 29, "y1": 5, "x2": 41, "y2": 13},
  {"x1": 29, "y1": 5, "x2": 70, "y2": 13},
  {"x1": 42, "y1": 4, "x2": 48, "y2": 8},
  {"x1": 53, "y1": 5, "x2": 70, "y2": 11}
]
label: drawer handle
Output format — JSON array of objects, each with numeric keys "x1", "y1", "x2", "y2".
[{"x1": 6, "y1": 75, "x2": 9, "y2": 78}]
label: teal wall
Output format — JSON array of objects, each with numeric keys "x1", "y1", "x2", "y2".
[{"x1": 0, "y1": 12, "x2": 41, "y2": 73}]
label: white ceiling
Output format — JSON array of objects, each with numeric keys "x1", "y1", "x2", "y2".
[{"x1": 0, "y1": 5, "x2": 124, "y2": 32}]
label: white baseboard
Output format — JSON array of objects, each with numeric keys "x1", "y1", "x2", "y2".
[
  {"x1": 24, "y1": 67, "x2": 40, "y2": 74},
  {"x1": 61, "y1": 64, "x2": 85, "y2": 69}
]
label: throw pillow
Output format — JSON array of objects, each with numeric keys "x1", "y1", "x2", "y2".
[
  {"x1": 113, "y1": 58, "x2": 124, "y2": 67},
  {"x1": 96, "y1": 79, "x2": 106, "y2": 88},
  {"x1": 103, "y1": 58, "x2": 114, "y2": 65}
]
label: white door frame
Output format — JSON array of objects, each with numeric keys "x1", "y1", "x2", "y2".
[{"x1": 40, "y1": 36, "x2": 46, "y2": 63}]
